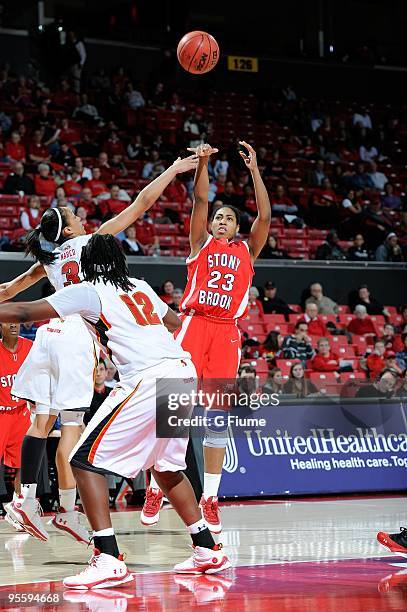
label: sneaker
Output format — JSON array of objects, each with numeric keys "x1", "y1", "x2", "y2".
[
  {"x1": 173, "y1": 544, "x2": 231, "y2": 574},
  {"x1": 7, "y1": 496, "x2": 48, "y2": 542},
  {"x1": 140, "y1": 487, "x2": 163, "y2": 526},
  {"x1": 3, "y1": 503, "x2": 26, "y2": 532},
  {"x1": 63, "y1": 548, "x2": 134, "y2": 590},
  {"x1": 50, "y1": 508, "x2": 91, "y2": 544},
  {"x1": 200, "y1": 496, "x2": 222, "y2": 534},
  {"x1": 377, "y1": 527, "x2": 407, "y2": 556},
  {"x1": 174, "y1": 574, "x2": 234, "y2": 604}
]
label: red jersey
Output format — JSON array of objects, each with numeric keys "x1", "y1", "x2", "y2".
[
  {"x1": 181, "y1": 235, "x2": 253, "y2": 320},
  {"x1": 0, "y1": 338, "x2": 33, "y2": 412}
]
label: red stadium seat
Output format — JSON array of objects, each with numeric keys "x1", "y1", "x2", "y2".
[
  {"x1": 154, "y1": 224, "x2": 179, "y2": 235},
  {"x1": 370, "y1": 315, "x2": 385, "y2": 327},
  {"x1": 340, "y1": 372, "x2": 366, "y2": 382},
  {"x1": 263, "y1": 314, "x2": 286, "y2": 326},
  {"x1": 329, "y1": 335, "x2": 349, "y2": 346},
  {"x1": 336, "y1": 305, "x2": 350, "y2": 314},
  {"x1": 338, "y1": 314, "x2": 354, "y2": 325},
  {"x1": 336, "y1": 345, "x2": 356, "y2": 358}
]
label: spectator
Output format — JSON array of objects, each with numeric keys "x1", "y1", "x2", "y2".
[
  {"x1": 73, "y1": 93, "x2": 102, "y2": 124},
  {"x1": 86, "y1": 358, "x2": 110, "y2": 423},
  {"x1": 355, "y1": 368, "x2": 398, "y2": 399},
  {"x1": 248, "y1": 286, "x2": 265, "y2": 320},
  {"x1": 104, "y1": 358, "x2": 118, "y2": 389},
  {"x1": 121, "y1": 226, "x2": 144, "y2": 256},
  {"x1": 0, "y1": 110, "x2": 12, "y2": 132},
  {"x1": 4, "y1": 131, "x2": 26, "y2": 162},
  {"x1": 134, "y1": 214, "x2": 159, "y2": 253},
  {"x1": 28, "y1": 129, "x2": 50, "y2": 164},
  {"x1": 149, "y1": 81, "x2": 166, "y2": 108},
  {"x1": 381, "y1": 323, "x2": 404, "y2": 353},
  {"x1": 353, "y1": 107, "x2": 372, "y2": 130},
  {"x1": 103, "y1": 131, "x2": 126, "y2": 159},
  {"x1": 260, "y1": 235, "x2": 290, "y2": 260},
  {"x1": 381, "y1": 183, "x2": 402, "y2": 211},
  {"x1": 100, "y1": 184, "x2": 130, "y2": 217},
  {"x1": 365, "y1": 339, "x2": 386, "y2": 378},
  {"x1": 58, "y1": 118, "x2": 81, "y2": 145},
  {"x1": 347, "y1": 234, "x2": 371, "y2": 261},
  {"x1": 260, "y1": 281, "x2": 294, "y2": 316},
  {"x1": 261, "y1": 330, "x2": 283, "y2": 364},
  {"x1": 304, "y1": 303, "x2": 328, "y2": 336},
  {"x1": 375, "y1": 233, "x2": 404, "y2": 262},
  {"x1": 86, "y1": 167, "x2": 108, "y2": 197},
  {"x1": 78, "y1": 187, "x2": 97, "y2": 218},
  {"x1": 351, "y1": 284, "x2": 386, "y2": 316},
  {"x1": 34, "y1": 163, "x2": 57, "y2": 197},
  {"x1": 160, "y1": 280, "x2": 175, "y2": 304},
  {"x1": 315, "y1": 230, "x2": 347, "y2": 261},
  {"x1": 67, "y1": 30, "x2": 87, "y2": 93},
  {"x1": 340, "y1": 189, "x2": 363, "y2": 235},
  {"x1": 167, "y1": 288, "x2": 183, "y2": 313},
  {"x1": 310, "y1": 338, "x2": 341, "y2": 375},
  {"x1": 349, "y1": 162, "x2": 374, "y2": 190},
  {"x1": 73, "y1": 157, "x2": 92, "y2": 181},
  {"x1": 384, "y1": 351, "x2": 404, "y2": 376},
  {"x1": 396, "y1": 334, "x2": 407, "y2": 370},
  {"x1": 3, "y1": 161, "x2": 34, "y2": 195},
  {"x1": 127, "y1": 134, "x2": 147, "y2": 160},
  {"x1": 124, "y1": 82, "x2": 145, "y2": 109},
  {"x1": 75, "y1": 206, "x2": 98, "y2": 234},
  {"x1": 347, "y1": 305, "x2": 377, "y2": 337},
  {"x1": 53, "y1": 142, "x2": 76, "y2": 167},
  {"x1": 142, "y1": 150, "x2": 165, "y2": 180},
  {"x1": 63, "y1": 170, "x2": 83, "y2": 197},
  {"x1": 281, "y1": 320, "x2": 314, "y2": 365},
  {"x1": 308, "y1": 159, "x2": 326, "y2": 186},
  {"x1": 162, "y1": 176, "x2": 188, "y2": 204},
  {"x1": 368, "y1": 161, "x2": 388, "y2": 190},
  {"x1": 270, "y1": 184, "x2": 298, "y2": 215},
  {"x1": 20, "y1": 195, "x2": 41, "y2": 230},
  {"x1": 213, "y1": 180, "x2": 243, "y2": 209},
  {"x1": 305, "y1": 283, "x2": 338, "y2": 315},
  {"x1": 284, "y1": 363, "x2": 318, "y2": 398},
  {"x1": 213, "y1": 151, "x2": 229, "y2": 178},
  {"x1": 263, "y1": 368, "x2": 285, "y2": 396},
  {"x1": 359, "y1": 142, "x2": 378, "y2": 163},
  {"x1": 183, "y1": 109, "x2": 206, "y2": 148}
]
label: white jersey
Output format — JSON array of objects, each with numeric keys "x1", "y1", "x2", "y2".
[{"x1": 46, "y1": 278, "x2": 190, "y2": 382}]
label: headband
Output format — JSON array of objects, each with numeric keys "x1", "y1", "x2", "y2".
[{"x1": 54, "y1": 208, "x2": 63, "y2": 242}]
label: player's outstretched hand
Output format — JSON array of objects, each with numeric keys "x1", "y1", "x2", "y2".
[
  {"x1": 0, "y1": 283, "x2": 9, "y2": 303},
  {"x1": 171, "y1": 154, "x2": 199, "y2": 174},
  {"x1": 239, "y1": 141, "x2": 257, "y2": 170},
  {"x1": 187, "y1": 143, "x2": 219, "y2": 157}
]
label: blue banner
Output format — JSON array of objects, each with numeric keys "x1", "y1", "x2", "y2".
[{"x1": 219, "y1": 400, "x2": 407, "y2": 497}]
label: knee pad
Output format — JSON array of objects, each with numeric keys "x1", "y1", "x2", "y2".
[
  {"x1": 60, "y1": 411, "x2": 84, "y2": 427},
  {"x1": 203, "y1": 435, "x2": 229, "y2": 449}
]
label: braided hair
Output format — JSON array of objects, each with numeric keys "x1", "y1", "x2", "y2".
[
  {"x1": 25, "y1": 207, "x2": 70, "y2": 265},
  {"x1": 81, "y1": 233, "x2": 135, "y2": 293}
]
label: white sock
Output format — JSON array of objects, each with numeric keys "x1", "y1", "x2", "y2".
[
  {"x1": 21, "y1": 484, "x2": 37, "y2": 500},
  {"x1": 12, "y1": 491, "x2": 19, "y2": 502},
  {"x1": 187, "y1": 518, "x2": 209, "y2": 534},
  {"x1": 203, "y1": 473, "x2": 221, "y2": 500},
  {"x1": 59, "y1": 488, "x2": 76, "y2": 512},
  {"x1": 149, "y1": 473, "x2": 160, "y2": 491},
  {"x1": 93, "y1": 527, "x2": 115, "y2": 537}
]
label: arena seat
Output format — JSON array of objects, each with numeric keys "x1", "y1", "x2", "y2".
[{"x1": 276, "y1": 359, "x2": 301, "y2": 376}]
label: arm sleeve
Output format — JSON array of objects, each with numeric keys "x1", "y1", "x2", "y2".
[{"x1": 45, "y1": 284, "x2": 101, "y2": 323}]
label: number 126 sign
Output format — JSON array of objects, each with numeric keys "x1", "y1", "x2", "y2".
[{"x1": 227, "y1": 56, "x2": 259, "y2": 72}]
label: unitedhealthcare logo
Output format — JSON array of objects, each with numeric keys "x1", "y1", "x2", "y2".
[{"x1": 222, "y1": 427, "x2": 407, "y2": 473}]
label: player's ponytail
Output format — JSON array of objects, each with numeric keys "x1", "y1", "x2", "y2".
[{"x1": 25, "y1": 207, "x2": 69, "y2": 265}]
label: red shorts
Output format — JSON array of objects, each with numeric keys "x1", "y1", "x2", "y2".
[
  {"x1": 0, "y1": 407, "x2": 31, "y2": 468},
  {"x1": 175, "y1": 314, "x2": 241, "y2": 379}
]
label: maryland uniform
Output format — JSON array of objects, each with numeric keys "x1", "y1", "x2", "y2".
[
  {"x1": 46, "y1": 278, "x2": 196, "y2": 478},
  {"x1": 12, "y1": 235, "x2": 97, "y2": 414},
  {"x1": 175, "y1": 235, "x2": 254, "y2": 378},
  {"x1": 0, "y1": 337, "x2": 32, "y2": 467}
]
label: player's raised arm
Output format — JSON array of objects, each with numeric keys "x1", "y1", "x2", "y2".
[
  {"x1": 0, "y1": 298, "x2": 57, "y2": 323},
  {"x1": 96, "y1": 154, "x2": 198, "y2": 237},
  {"x1": 187, "y1": 143, "x2": 218, "y2": 258},
  {"x1": 0, "y1": 262, "x2": 47, "y2": 303},
  {"x1": 240, "y1": 141, "x2": 271, "y2": 262}
]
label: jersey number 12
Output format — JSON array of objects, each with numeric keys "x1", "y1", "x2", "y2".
[{"x1": 120, "y1": 292, "x2": 161, "y2": 326}]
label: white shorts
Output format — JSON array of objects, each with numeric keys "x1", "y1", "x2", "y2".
[
  {"x1": 12, "y1": 317, "x2": 98, "y2": 412},
  {"x1": 69, "y1": 358, "x2": 197, "y2": 479},
  {"x1": 35, "y1": 404, "x2": 84, "y2": 426}
]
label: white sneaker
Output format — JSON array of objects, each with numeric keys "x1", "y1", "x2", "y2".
[
  {"x1": 173, "y1": 545, "x2": 231, "y2": 575},
  {"x1": 7, "y1": 496, "x2": 48, "y2": 542},
  {"x1": 3, "y1": 503, "x2": 26, "y2": 532},
  {"x1": 63, "y1": 549, "x2": 134, "y2": 590},
  {"x1": 50, "y1": 508, "x2": 91, "y2": 544},
  {"x1": 174, "y1": 574, "x2": 234, "y2": 604}
]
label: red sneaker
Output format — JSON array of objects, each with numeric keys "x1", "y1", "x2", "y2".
[
  {"x1": 140, "y1": 487, "x2": 163, "y2": 526},
  {"x1": 377, "y1": 527, "x2": 407, "y2": 556},
  {"x1": 200, "y1": 496, "x2": 222, "y2": 534}
]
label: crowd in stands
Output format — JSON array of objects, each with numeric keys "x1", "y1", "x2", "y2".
[{"x1": 0, "y1": 64, "x2": 406, "y2": 260}]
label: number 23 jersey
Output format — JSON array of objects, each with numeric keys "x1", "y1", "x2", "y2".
[{"x1": 180, "y1": 235, "x2": 254, "y2": 320}]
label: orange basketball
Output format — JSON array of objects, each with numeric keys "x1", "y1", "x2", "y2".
[{"x1": 177, "y1": 31, "x2": 219, "y2": 74}]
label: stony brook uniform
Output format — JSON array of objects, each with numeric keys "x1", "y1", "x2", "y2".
[
  {"x1": 175, "y1": 235, "x2": 254, "y2": 378},
  {"x1": 12, "y1": 235, "x2": 97, "y2": 414},
  {"x1": 46, "y1": 278, "x2": 197, "y2": 478},
  {"x1": 0, "y1": 338, "x2": 32, "y2": 467}
]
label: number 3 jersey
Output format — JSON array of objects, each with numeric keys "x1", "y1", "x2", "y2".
[
  {"x1": 181, "y1": 235, "x2": 254, "y2": 320},
  {"x1": 46, "y1": 278, "x2": 190, "y2": 382},
  {"x1": 44, "y1": 234, "x2": 92, "y2": 292}
]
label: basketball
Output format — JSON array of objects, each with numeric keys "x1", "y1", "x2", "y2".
[{"x1": 177, "y1": 31, "x2": 219, "y2": 74}]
